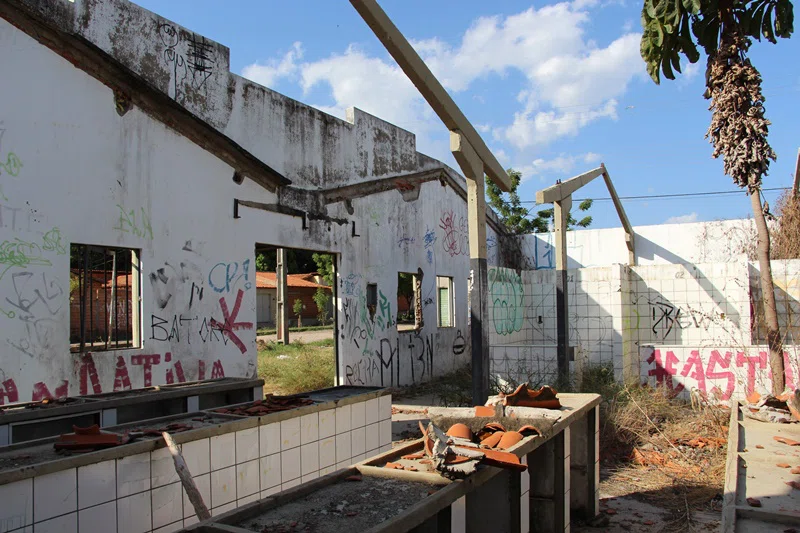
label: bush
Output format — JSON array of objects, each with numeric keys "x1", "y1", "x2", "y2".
[
  {"x1": 258, "y1": 340, "x2": 334, "y2": 395},
  {"x1": 771, "y1": 190, "x2": 800, "y2": 259}
]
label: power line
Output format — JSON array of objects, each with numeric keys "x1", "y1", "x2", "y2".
[{"x1": 519, "y1": 186, "x2": 790, "y2": 204}]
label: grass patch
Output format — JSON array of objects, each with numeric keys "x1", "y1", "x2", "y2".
[
  {"x1": 257, "y1": 339, "x2": 335, "y2": 395},
  {"x1": 256, "y1": 325, "x2": 334, "y2": 336}
]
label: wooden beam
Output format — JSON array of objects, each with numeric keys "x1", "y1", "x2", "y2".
[
  {"x1": 349, "y1": 0, "x2": 511, "y2": 192},
  {"x1": 554, "y1": 196, "x2": 572, "y2": 384},
  {"x1": 793, "y1": 147, "x2": 799, "y2": 198},
  {"x1": 601, "y1": 164, "x2": 636, "y2": 266},
  {"x1": 536, "y1": 167, "x2": 604, "y2": 204}
]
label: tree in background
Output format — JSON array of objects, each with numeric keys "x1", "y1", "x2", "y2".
[
  {"x1": 771, "y1": 188, "x2": 800, "y2": 259},
  {"x1": 486, "y1": 168, "x2": 593, "y2": 234},
  {"x1": 312, "y1": 287, "x2": 331, "y2": 325},
  {"x1": 292, "y1": 298, "x2": 305, "y2": 328},
  {"x1": 640, "y1": 0, "x2": 793, "y2": 394},
  {"x1": 312, "y1": 253, "x2": 335, "y2": 286}
]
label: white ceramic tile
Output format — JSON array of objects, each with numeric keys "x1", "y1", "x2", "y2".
[
  {"x1": 350, "y1": 427, "x2": 366, "y2": 457},
  {"x1": 300, "y1": 443, "x2": 319, "y2": 476},
  {"x1": 379, "y1": 419, "x2": 392, "y2": 447},
  {"x1": 260, "y1": 486, "x2": 281, "y2": 499},
  {"x1": 210, "y1": 433, "x2": 236, "y2": 471},
  {"x1": 379, "y1": 395, "x2": 392, "y2": 420},
  {"x1": 319, "y1": 465, "x2": 337, "y2": 476},
  {"x1": 181, "y1": 438, "x2": 210, "y2": 476},
  {"x1": 521, "y1": 457, "x2": 530, "y2": 494},
  {"x1": 210, "y1": 466, "x2": 236, "y2": 508},
  {"x1": 350, "y1": 402, "x2": 366, "y2": 429},
  {"x1": 336, "y1": 460, "x2": 351, "y2": 470},
  {"x1": 78, "y1": 460, "x2": 115, "y2": 510},
  {"x1": 318, "y1": 409, "x2": 335, "y2": 439},
  {"x1": 365, "y1": 423, "x2": 379, "y2": 453},
  {"x1": 183, "y1": 473, "x2": 210, "y2": 519},
  {"x1": 335, "y1": 405, "x2": 351, "y2": 433},
  {"x1": 280, "y1": 418, "x2": 301, "y2": 450},
  {"x1": 152, "y1": 520, "x2": 183, "y2": 533},
  {"x1": 366, "y1": 448, "x2": 379, "y2": 460},
  {"x1": 151, "y1": 482, "x2": 183, "y2": 530},
  {"x1": 300, "y1": 413, "x2": 319, "y2": 444},
  {"x1": 318, "y1": 437, "x2": 336, "y2": 468},
  {"x1": 236, "y1": 459, "x2": 260, "y2": 499},
  {"x1": 238, "y1": 494, "x2": 259, "y2": 507},
  {"x1": 0, "y1": 480, "x2": 31, "y2": 532},
  {"x1": 281, "y1": 479, "x2": 301, "y2": 491},
  {"x1": 365, "y1": 398, "x2": 379, "y2": 425},
  {"x1": 117, "y1": 453, "x2": 150, "y2": 498},
  {"x1": 301, "y1": 472, "x2": 318, "y2": 484},
  {"x1": 34, "y1": 512, "x2": 77, "y2": 533},
  {"x1": 281, "y1": 447, "x2": 301, "y2": 482},
  {"x1": 260, "y1": 453, "x2": 281, "y2": 490},
  {"x1": 259, "y1": 423, "x2": 280, "y2": 457},
  {"x1": 183, "y1": 515, "x2": 199, "y2": 528},
  {"x1": 151, "y1": 446, "x2": 180, "y2": 488},
  {"x1": 211, "y1": 502, "x2": 236, "y2": 517},
  {"x1": 236, "y1": 427, "x2": 260, "y2": 464},
  {"x1": 117, "y1": 492, "x2": 152, "y2": 533},
  {"x1": 379, "y1": 444, "x2": 392, "y2": 454},
  {"x1": 78, "y1": 501, "x2": 114, "y2": 533},
  {"x1": 34, "y1": 468, "x2": 77, "y2": 522},
  {"x1": 451, "y1": 496, "x2": 466, "y2": 533},
  {"x1": 352, "y1": 453, "x2": 367, "y2": 463},
  {"x1": 520, "y1": 492, "x2": 530, "y2": 533},
  {"x1": 335, "y1": 432, "x2": 351, "y2": 463}
]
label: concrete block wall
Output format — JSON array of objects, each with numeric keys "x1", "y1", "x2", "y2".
[
  {"x1": 750, "y1": 260, "x2": 800, "y2": 345},
  {"x1": 0, "y1": 395, "x2": 392, "y2": 533},
  {"x1": 489, "y1": 259, "x2": 798, "y2": 388}
]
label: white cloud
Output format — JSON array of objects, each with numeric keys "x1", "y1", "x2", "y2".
[
  {"x1": 241, "y1": 42, "x2": 303, "y2": 88},
  {"x1": 665, "y1": 212, "x2": 699, "y2": 224},
  {"x1": 517, "y1": 152, "x2": 603, "y2": 181},
  {"x1": 241, "y1": 1, "x2": 644, "y2": 161}
]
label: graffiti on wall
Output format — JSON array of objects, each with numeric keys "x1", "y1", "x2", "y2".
[
  {"x1": 489, "y1": 268, "x2": 524, "y2": 335},
  {"x1": 439, "y1": 210, "x2": 468, "y2": 257},
  {"x1": 0, "y1": 352, "x2": 226, "y2": 404},
  {"x1": 423, "y1": 227, "x2": 436, "y2": 265},
  {"x1": 158, "y1": 23, "x2": 216, "y2": 102},
  {"x1": 113, "y1": 204, "x2": 153, "y2": 240},
  {"x1": 642, "y1": 347, "x2": 798, "y2": 401}
]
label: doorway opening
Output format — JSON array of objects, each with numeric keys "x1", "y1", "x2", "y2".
[{"x1": 254, "y1": 244, "x2": 337, "y2": 395}]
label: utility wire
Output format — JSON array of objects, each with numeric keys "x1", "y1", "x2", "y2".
[{"x1": 518, "y1": 186, "x2": 790, "y2": 204}]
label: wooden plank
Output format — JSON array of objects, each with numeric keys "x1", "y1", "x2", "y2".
[
  {"x1": 163, "y1": 431, "x2": 211, "y2": 520},
  {"x1": 349, "y1": 0, "x2": 511, "y2": 192},
  {"x1": 721, "y1": 402, "x2": 741, "y2": 533},
  {"x1": 536, "y1": 168, "x2": 604, "y2": 204},
  {"x1": 601, "y1": 164, "x2": 636, "y2": 265}
]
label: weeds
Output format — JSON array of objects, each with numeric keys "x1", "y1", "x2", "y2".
[{"x1": 257, "y1": 339, "x2": 335, "y2": 395}]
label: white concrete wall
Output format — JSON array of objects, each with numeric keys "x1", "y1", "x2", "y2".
[
  {"x1": 488, "y1": 260, "x2": 800, "y2": 388},
  {"x1": 0, "y1": 15, "x2": 498, "y2": 403},
  {"x1": 516, "y1": 219, "x2": 758, "y2": 270}
]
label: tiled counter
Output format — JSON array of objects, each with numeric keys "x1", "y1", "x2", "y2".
[{"x1": 0, "y1": 387, "x2": 391, "y2": 533}]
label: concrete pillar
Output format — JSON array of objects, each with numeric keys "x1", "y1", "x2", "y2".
[
  {"x1": 528, "y1": 426, "x2": 571, "y2": 533},
  {"x1": 451, "y1": 496, "x2": 466, "y2": 533},
  {"x1": 451, "y1": 132, "x2": 490, "y2": 405},
  {"x1": 554, "y1": 197, "x2": 572, "y2": 385},
  {"x1": 569, "y1": 405, "x2": 599, "y2": 520},
  {"x1": 466, "y1": 469, "x2": 520, "y2": 533},
  {"x1": 276, "y1": 248, "x2": 289, "y2": 344}
]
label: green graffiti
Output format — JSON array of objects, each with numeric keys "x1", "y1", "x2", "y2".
[
  {"x1": 489, "y1": 267, "x2": 524, "y2": 336},
  {"x1": 114, "y1": 204, "x2": 153, "y2": 240},
  {"x1": 42, "y1": 227, "x2": 66, "y2": 255},
  {"x1": 0, "y1": 152, "x2": 22, "y2": 177}
]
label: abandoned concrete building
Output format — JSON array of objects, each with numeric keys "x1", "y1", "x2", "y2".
[{"x1": 1, "y1": 1, "x2": 798, "y2": 532}]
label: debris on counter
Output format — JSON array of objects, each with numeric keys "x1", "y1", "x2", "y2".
[
  {"x1": 54, "y1": 424, "x2": 123, "y2": 451},
  {"x1": 502, "y1": 384, "x2": 562, "y2": 409},
  {"x1": 213, "y1": 394, "x2": 315, "y2": 416}
]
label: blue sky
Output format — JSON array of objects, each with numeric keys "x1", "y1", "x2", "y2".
[{"x1": 135, "y1": 0, "x2": 800, "y2": 229}]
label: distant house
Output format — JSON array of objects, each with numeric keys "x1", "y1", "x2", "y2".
[{"x1": 255, "y1": 272, "x2": 332, "y2": 326}]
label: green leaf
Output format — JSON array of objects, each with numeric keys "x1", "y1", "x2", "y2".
[
  {"x1": 671, "y1": 49, "x2": 682, "y2": 73},
  {"x1": 645, "y1": 0, "x2": 657, "y2": 19},
  {"x1": 661, "y1": 53, "x2": 675, "y2": 80},
  {"x1": 763, "y1": 4, "x2": 777, "y2": 42}
]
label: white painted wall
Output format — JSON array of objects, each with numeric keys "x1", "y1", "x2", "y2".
[
  {"x1": 516, "y1": 219, "x2": 758, "y2": 270},
  {"x1": 0, "y1": 16, "x2": 499, "y2": 403}
]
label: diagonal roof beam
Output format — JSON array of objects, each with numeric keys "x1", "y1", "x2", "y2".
[{"x1": 349, "y1": 0, "x2": 511, "y2": 192}]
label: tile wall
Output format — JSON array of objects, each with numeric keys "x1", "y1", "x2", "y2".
[{"x1": 0, "y1": 395, "x2": 392, "y2": 533}]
